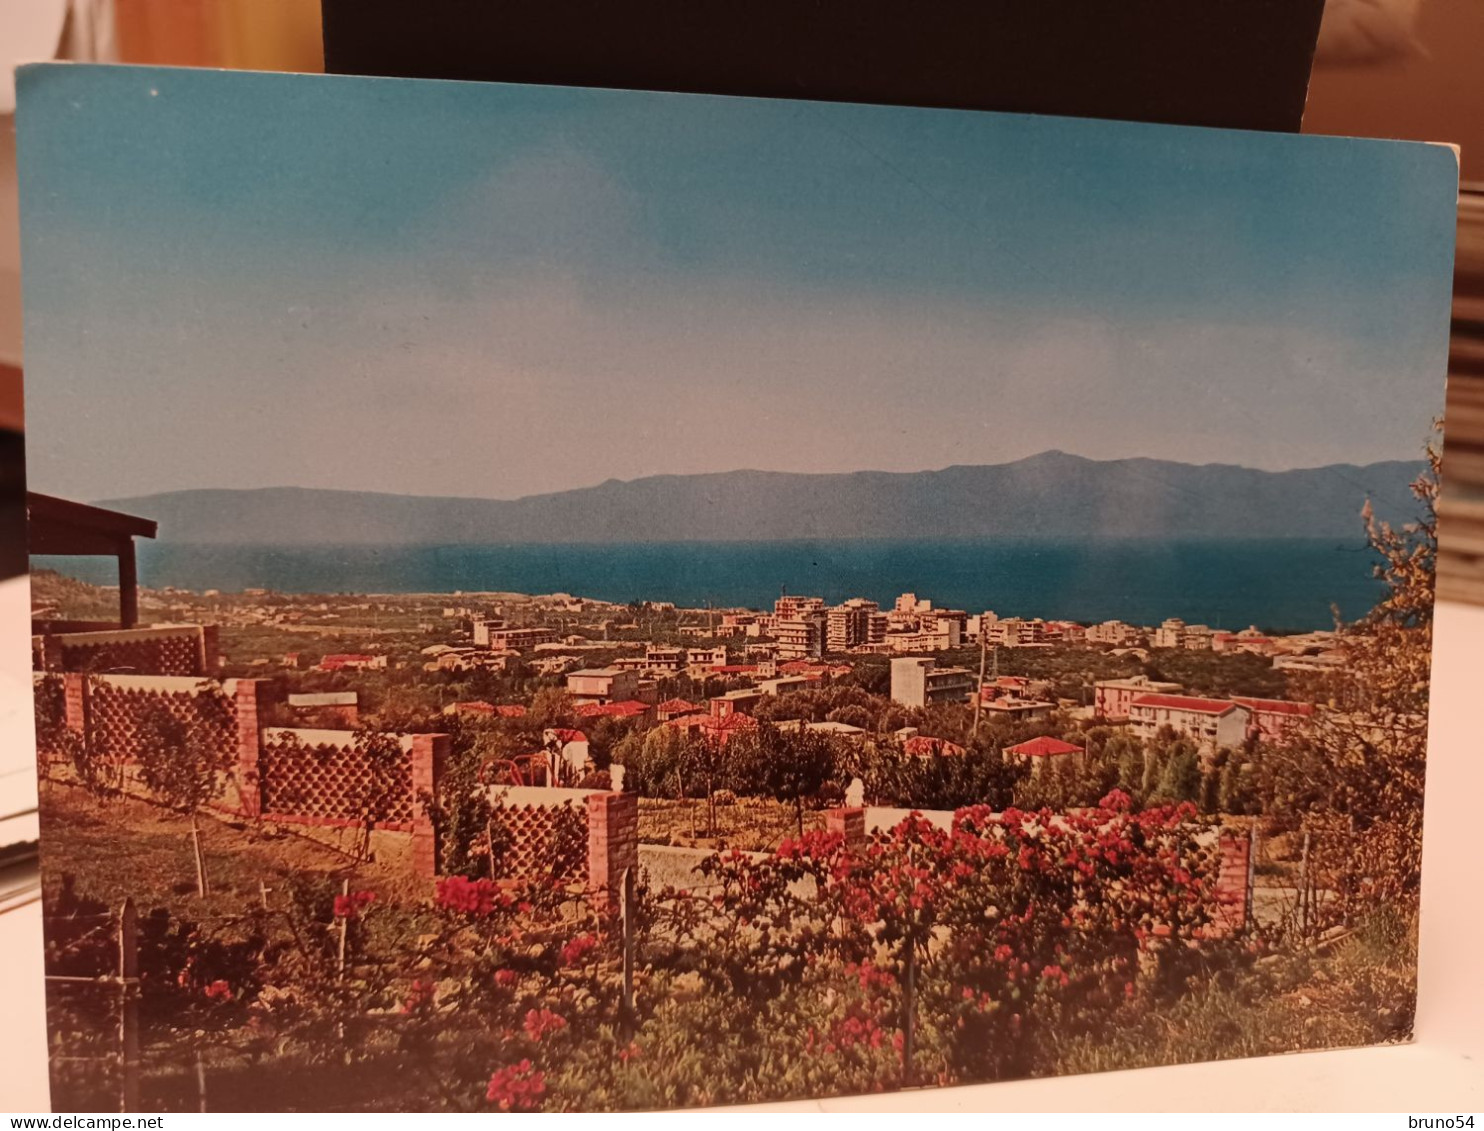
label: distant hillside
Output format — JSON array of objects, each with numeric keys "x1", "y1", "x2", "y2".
[{"x1": 98, "y1": 451, "x2": 1427, "y2": 546}]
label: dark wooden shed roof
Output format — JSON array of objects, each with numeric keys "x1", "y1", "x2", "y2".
[{"x1": 27, "y1": 493, "x2": 157, "y2": 555}]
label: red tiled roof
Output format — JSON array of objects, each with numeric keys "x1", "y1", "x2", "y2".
[
  {"x1": 657, "y1": 698, "x2": 698, "y2": 714},
  {"x1": 904, "y1": 736, "x2": 967, "y2": 757},
  {"x1": 702, "y1": 712, "x2": 758, "y2": 732},
  {"x1": 778, "y1": 660, "x2": 850, "y2": 675},
  {"x1": 710, "y1": 664, "x2": 759, "y2": 674},
  {"x1": 576, "y1": 700, "x2": 651, "y2": 718},
  {"x1": 453, "y1": 700, "x2": 496, "y2": 714},
  {"x1": 547, "y1": 728, "x2": 588, "y2": 744},
  {"x1": 1005, "y1": 736, "x2": 1085, "y2": 757},
  {"x1": 1231, "y1": 697, "x2": 1313, "y2": 716},
  {"x1": 494, "y1": 704, "x2": 527, "y2": 718},
  {"x1": 1130, "y1": 694, "x2": 1239, "y2": 715}
]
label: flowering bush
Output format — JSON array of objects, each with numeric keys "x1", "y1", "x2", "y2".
[
  {"x1": 486, "y1": 1059, "x2": 547, "y2": 1111},
  {"x1": 662, "y1": 790, "x2": 1224, "y2": 1085},
  {"x1": 435, "y1": 876, "x2": 504, "y2": 916},
  {"x1": 48, "y1": 786, "x2": 1228, "y2": 1112}
]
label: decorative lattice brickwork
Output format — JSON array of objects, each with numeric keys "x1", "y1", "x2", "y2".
[
  {"x1": 35, "y1": 627, "x2": 214, "y2": 677},
  {"x1": 491, "y1": 801, "x2": 589, "y2": 884},
  {"x1": 85, "y1": 676, "x2": 235, "y2": 764},
  {"x1": 259, "y1": 729, "x2": 414, "y2": 828},
  {"x1": 62, "y1": 634, "x2": 200, "y2": 676}
]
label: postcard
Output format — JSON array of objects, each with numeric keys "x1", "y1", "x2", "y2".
[{"x1": 16, "y1": 64, "x2": 1457, "y2": 1112}]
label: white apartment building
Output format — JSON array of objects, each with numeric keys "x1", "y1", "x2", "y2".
[
  {"x1": 890, "y1": 657, "x2": 976, "y2": 708},
  {"x1": 774, "y1": 612, "x2": 827, "y2": 660},
  {"x1": 1128, "y1": 693, "x2": 1251, "y2": 752},
  {"x1": 1094, "y1": 675, "x2": 1184, "y2": 721},
  {"x1": 827, "y1": 598, "x2": 889, "y2": 651}
]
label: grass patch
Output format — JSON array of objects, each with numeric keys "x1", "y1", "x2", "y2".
[
  {"x1": 1047, "y1": 923, "x2": 1417, "y2": 1079},
  {"x1": 38, "y1": 781, "x2": 410, "y2": 920}
]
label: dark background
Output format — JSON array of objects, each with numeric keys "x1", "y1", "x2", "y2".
[{"x1": 322, "y1": 0, "x2": 1327, "y2": 133}]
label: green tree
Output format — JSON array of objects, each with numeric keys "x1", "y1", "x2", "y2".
[
  {"x1": 529, "y1": 687, "x2": 576, "y2": 730},
  {"x1": 1262, "y1": 437, "x2": 1437, "y2": 920},
  {"x1": 754, "y1": 724, "x2": 839, "y2": 836},
  {"x1": 1150, "y1": 742, "x2": 1201, "y2": 805}
]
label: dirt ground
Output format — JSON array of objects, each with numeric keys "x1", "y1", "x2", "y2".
[{"x1": 37, "y1": 781, "x2": 409, "y2": 919}]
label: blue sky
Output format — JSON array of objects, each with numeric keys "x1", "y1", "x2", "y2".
[{"x1": 17, "y1": 64, "x2": 1458, "y2": 502}]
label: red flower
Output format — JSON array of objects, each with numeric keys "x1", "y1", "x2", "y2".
[
  {"x1": 203, "y1": 979, "x2": 232, "y2": 1002},
  {"x1": 333, "y1": 890, "x2": 376, "y2": 919},
  {"x1": 436, "y1": 876, "x2": 500, "y2": 917},
  {"x1": 494, "y1": 968, "x2": 519, "y2": 988},
  {"x1": 401, "y1": 979, "x2": 435, "y2": 1014},
  {"x1": 560, "y1": 933, "x2": 598, "y2": 966},
  {"x1": 486, "y1": 1060, "x2": 547, "y2": 1111},
  {"x1": 523, "y1": 1008, "x2": 568, "y2": 1042}
]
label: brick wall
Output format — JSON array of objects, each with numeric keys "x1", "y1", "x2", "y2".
[
  {"x1": 83, "y1": 674, "x2": 236, "y2": 767},
  {"x1": 35, "y1": 672, "x2": 447, "y2": 876},
  {"x1": 34, "y1": 625, "x2": 220, "y2": 677},
  {"x1": 36, "y1": 672, "x2": 641, "y2": 891},
  {"x1": 258, "y1": 727, "x2": 417, "y2": 828},
  {"x1": 826, "y1": 806, "x2": 866, "y2": 849}
]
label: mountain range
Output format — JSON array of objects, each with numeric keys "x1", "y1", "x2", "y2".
[{"x1": 97, "y1": 451, "x2": 1426, "y2": 546}]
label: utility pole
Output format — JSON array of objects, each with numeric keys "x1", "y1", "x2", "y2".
[{"x1": 972, "y1": 629, "x2": 988, "y2": 738}]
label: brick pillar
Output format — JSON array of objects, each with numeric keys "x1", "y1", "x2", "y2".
[
  {"x1": 587, "y1": 791, "x2": 639, "y2": 915},
  {"x1": 199, "y1": 625, "x2": 221, "y2": 674},
  {"x1": 410, "y1": 733, "x2": 450, "y2": 877},
  {"x1": 36, "y1": 634, "x2": 63, "y2": 672},
  {"x1": 1212, "y1": 832, "x2": 1252, "y2": 937},
  {"x1": 233, "y1": 680, "x2": 270, "y2": 818},
  {"x1": 62, "y1": 672, "x2": 90, "y2": 734},
  {"x1": 826, "y1": 806, "x2": 867, "y2": 850}
]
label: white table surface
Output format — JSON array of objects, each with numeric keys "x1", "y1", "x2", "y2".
[{"x1": 0, "y1": 574, "x2": 1478, "y2": 1113}]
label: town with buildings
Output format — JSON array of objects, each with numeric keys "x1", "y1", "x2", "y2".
[
  {"x1": 32, "y1": 536, "x2": 1339, "y2": 802},
  {"x1": 26, "y1": 491, "x2": 1403, "y2": 1113}
]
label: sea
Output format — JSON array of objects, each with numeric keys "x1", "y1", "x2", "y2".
[{"x1": 37, "y1": 536, "x2": 1387, "y2": 632}]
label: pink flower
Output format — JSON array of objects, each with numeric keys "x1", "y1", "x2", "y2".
[
  {"x1": 486, "y1": 1060, "x2": 546, "y2": 1111},
  {"x1": 522, "y1": 1008, "x2": 567, "y2": 1042},
  {"x1": 203, "y1": 979, "x2": 232, "y2": 1002},
  {"x1": 333, "y1": 890, "x2": 376, "y2": 919},
  {"x1": 560, "y1": 933, "x2": 598, "y2": 966},
  {"x1": 436, "y1": 876, "x2": 505, "y2": 916},
  {"x1": 401, "y1": 979, "x2": 435, "y2": 1014}
]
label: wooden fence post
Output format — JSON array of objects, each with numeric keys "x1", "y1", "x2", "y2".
[
  {"x1": 1299, "y1": 827, "x2": 1312, "y2": 938},
  {"x1": 620, "y1": 867, "x2": 636, "y2": 1024},
  {"x1": 902, "y1": 940, "x2": 917, "y2": 1086},
  {"x1": 118, "y1": 898, "x2": 139, "y2": 1114},
  {"x1": 337, "y1": 878, "x2": 349, "y2": 977},
  {"x1": 1245, "y1": 821, "x2": 1258, "y2": 934}
]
